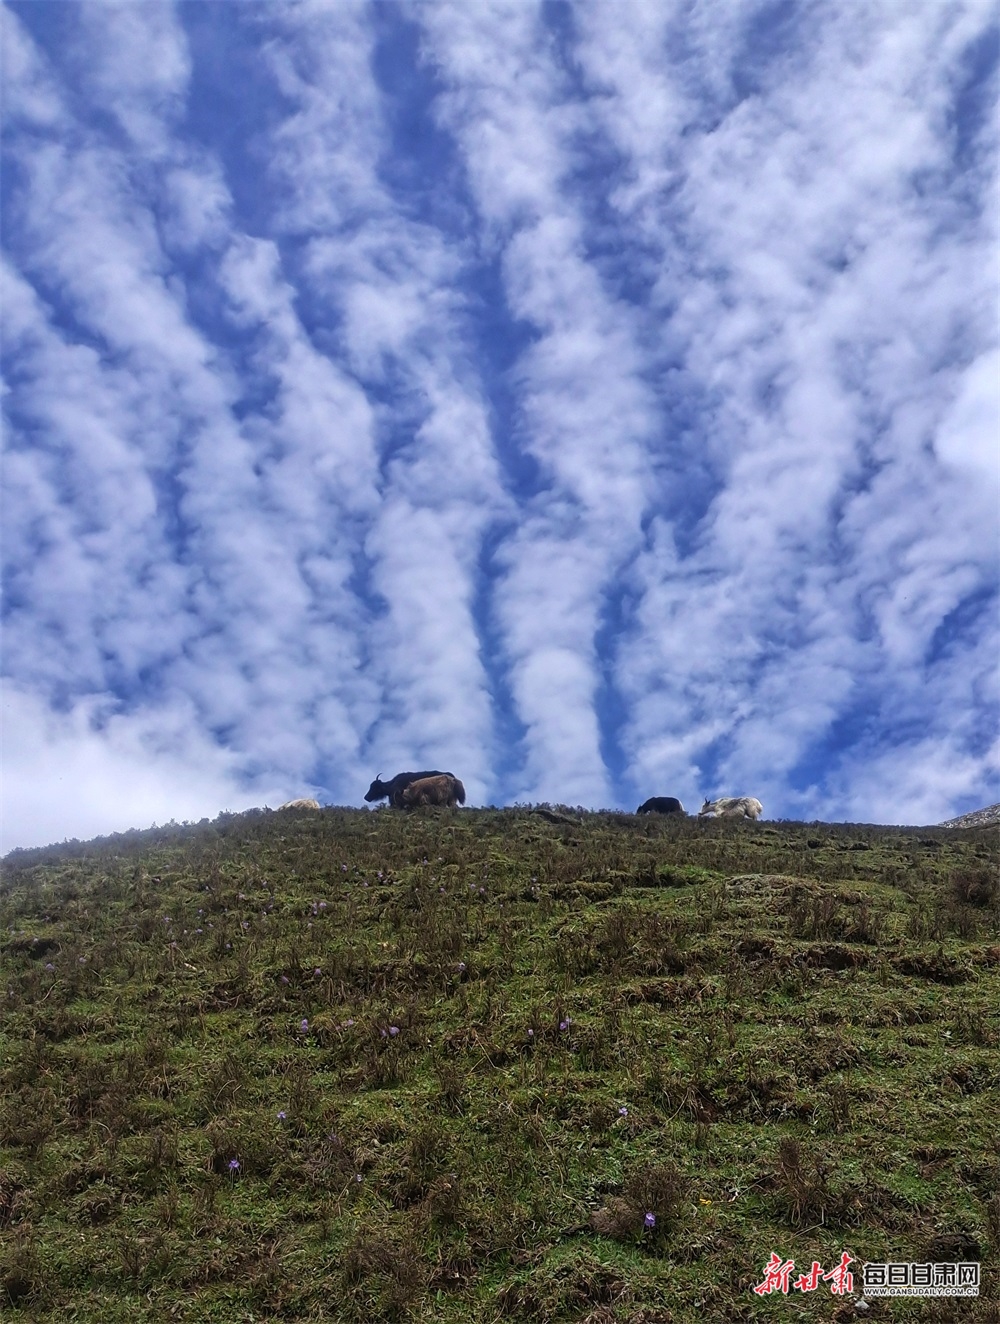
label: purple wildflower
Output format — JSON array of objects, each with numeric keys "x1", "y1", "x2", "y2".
[
  {"x1": 559, "y1": 1018, "x2": 571, "y2": 1031},
  {"x1": 644, "y1": 1212, "x2": 656, "y2": 1228},
  {"x1": 618, "y1": 1106, "x2": 628, "y2": 1117},
  {"x1": 388, "y1": 1025, "x2": 399, "y2": 1037},
  {"x1": 228, "y1": 1158, "x2": 240, "y2": 1173},
  {"x1": 277, "y1": 1110, "x2": 287, "y2": 1120},
  {"x1": 300, "y1": 1018, "x2": 309, "y2": 1032}
]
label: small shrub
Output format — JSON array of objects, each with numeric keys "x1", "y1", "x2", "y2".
[
  {"x1": 984, "y1": 1190, "x2": 1000, "y2": 1257},
  {"x1": 495, "y1": 1252, "x2": 628, "y2": 1320},
  {"x1": 341, "y1": 1227, "x2": 427, "y2": 1320},
  {"x1": 846, "y1": 902, "x2": 885, "y2": 944},
  {"x1": 145, "y1": 1126, "x2": 180, "y2": 1173},
  {"x1": 786, "y1": 889, "x2": 847, "y2": 940},
  {"x1": 75, "y1": 1181, "x2": 119, "y2": 1225},
  {"x1": 773, "y1": 1138, "x2": 843, "y2": 1227},
  {"x1": 283, "y1": 1063, "x2": 320, "y2": 1124},
  {"x1": 0, "y1": 1172, "x2": 29, "y2": 1230},
  {"x1": 590, "y1": 1160, "x2": 689, "y2": 1242},
  {"x1": 391, "y1": 1119, "x2": 455, "y2": 1207},
  {"x1": 418, "y1": 1171, "x2": 463, "y2": 1227},
  {"x1": 205, "y1": 1113, "x2": 280, "y2": 1178},
  {"x1": 200, "y1": 1051, "x2": 251, "y2": 1111},
  {"x1": 0, "y1": 1236, "x2": 48, "y2": 1307},
  {"x1": 0, "y1": 1087, "x2": 56, "y2": 1155},
  {"x1": 573, "y1": 1023, "x2": 619, "y2": 1071},
  {"x1": 908, "y1": 906, "x2": 933, "y2": 940},
  {"x1": 948, "y1": 1004, "x2": 998, "y2": 1047},
  {"x1": 433, "y1": 1057, "x2": 466, "y2": 1114},
  {"x1": 301, "y1": 1129, "x2": 357, "y2": 1187},
  {"x1": 190, "y1": 1178, "x2": 219, "y2": 1234},
  {"x1": 823, "y1": 1081, "x2": 852, "y2": 1133},
  {"x1": 153, "y1": 1183, "x2": 181, "y2": 1228},
  {"x1": 951, "y1": 870, "x2": 998, "y2": 908}
]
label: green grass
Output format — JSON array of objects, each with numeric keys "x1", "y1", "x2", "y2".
[{"x1": 2, "y1": 807, "x2": 998, "y2": 1321}]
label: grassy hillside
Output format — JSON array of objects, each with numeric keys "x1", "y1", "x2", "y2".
[{"x1": 2, "y1": 808, "x2": 998, "y2": 1322}]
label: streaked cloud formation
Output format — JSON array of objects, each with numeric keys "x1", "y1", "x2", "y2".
[{"x1": 2, "y1": 0, "x2": 997, "y2": 849}]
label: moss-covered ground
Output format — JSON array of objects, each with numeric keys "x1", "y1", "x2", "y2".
[{"x1": 1, "y1": 807, "x2": 998, "y2": 1322}]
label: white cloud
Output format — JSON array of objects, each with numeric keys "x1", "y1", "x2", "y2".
[
  {"x1": 2, "y1": 7, "x2": 385, "y2": 834},
  {"x1": 934, "y1": 348, "x2": 1000, "y2": 480},
  {"x1": 829, "y1": 724, "x2": 1000, "y2": 828},
  {"x1": 0, "y1": 3, "x2": 67, "y2": 129},
  {"x1": 570, "y1": 0, "x2": 999, "y2": 818},
  {"x1": 0, "y1": 681, "x2": 282, "y2": 854},
  {"x1": 249, "y1": 3, "x2": 514, "y2": 798},
  {"x1": 71, "y1": 0, "x2": 191, "y2": 153},
  {"x1": 421, "y1": 2, "x2": 667, "y2": 803},
  {"x1": 160, "y1": 160, "x2": 232, "y2": 251}
]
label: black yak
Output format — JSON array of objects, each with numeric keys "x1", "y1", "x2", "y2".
[
  {"x1": 636, "y1": 797, "x2": 685, "y2": 815},
  {"x1": 401, "y1": 774, "x2": 466, "y2": 808},
  {"x1": 365, "y1": 771, "x2": 447, "y2": 809}
]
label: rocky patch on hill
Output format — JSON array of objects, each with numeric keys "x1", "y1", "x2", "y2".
[{"x1": 938, "y1": 803, "x2": 1000, "y2": 828}]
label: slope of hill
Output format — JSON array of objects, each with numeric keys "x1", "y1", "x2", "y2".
[
  {"x1": 938, "y1": 804, "x2": 1000, "y2": 829},
  {"x1": 2, "y1": 808, "x2": 998, "y2": 1322}
]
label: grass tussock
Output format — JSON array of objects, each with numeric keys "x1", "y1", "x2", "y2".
[{"x1": 1, "y1": 806, "x2": 998, "y2": 1320}]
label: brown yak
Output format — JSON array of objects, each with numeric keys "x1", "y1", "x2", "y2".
[{"x1": 401, "y1": 774, "x2": 466, "y2": 808}]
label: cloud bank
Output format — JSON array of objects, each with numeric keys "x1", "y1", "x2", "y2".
[{"x1": 2, "y1": 0, "x2": 997, "y2": 850}]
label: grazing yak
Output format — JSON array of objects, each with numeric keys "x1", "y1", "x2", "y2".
[
  {"x1": 365, "y1": 771, "x2": 447, "y2": 809},
  {"x1": 636, "y1": 796, "x2": 685, "y2": 815},
  {"x1": 278, "y1": 798, "x2": 321, "y2": 811},
  {"x1": 698, "y1": 796, "x2": 763, "y2": 820},
  {"x1": 401, "y1": 774, "x2": 466, "y2": 808}
]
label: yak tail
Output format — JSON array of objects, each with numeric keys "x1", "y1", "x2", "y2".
[{"x1": 453, "y1": 778, "x2": 466, "y2": 805}]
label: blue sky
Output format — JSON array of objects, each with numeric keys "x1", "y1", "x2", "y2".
[{"x1": 2, "y1": 0, "x2": 997, "y2": 850}]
